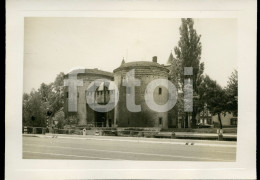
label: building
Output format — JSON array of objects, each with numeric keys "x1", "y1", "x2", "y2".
[
  {"x1": 63, "y1": 55, "x2": 238, "y2": 129},
  {"x1": 64, "y1": 55, "x2": 178, "y2": 129},
  {"x1": 64, "y1": 68, "x2": 115, "y2": 127},
  {"x1": 198, "y1": 105, "x2": 237, "y2": 127},
  {"x1": 212, "y1": 113, "x2": 237, "y2": 127}
]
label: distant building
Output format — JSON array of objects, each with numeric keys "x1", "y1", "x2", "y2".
[
  {"x1": 212, "y1": 113, "x2": 237, "y2": 127},
  {"x1": 198, "y1": 106, "x2": 237, "y2": 127},
  {"x1": 199, "y1": 105, "x2": 212, "y2": 125}
]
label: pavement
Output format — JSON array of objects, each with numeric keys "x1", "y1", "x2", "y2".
[{"x1": 23, "y1": 134, "x2": 236, "y2": 161}]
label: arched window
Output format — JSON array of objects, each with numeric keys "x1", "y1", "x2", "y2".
[{"x1": 159, "y1": 87, "x2": 162, "y2": 95}]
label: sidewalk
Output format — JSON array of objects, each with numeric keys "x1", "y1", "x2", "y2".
[
  {"x1": 174, "y1": 132, "x2": 237, "y2": 139},
  {"x1": 23, "y1": 133, "x2": 237, "y2": 147}
]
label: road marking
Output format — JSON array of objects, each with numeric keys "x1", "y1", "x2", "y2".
[
  {"x1": 23, "y1": 151, "x2": 121, "y2": 160},
  {"x1": 24, "y1": 143, "x2": 235, "y2": 161}
]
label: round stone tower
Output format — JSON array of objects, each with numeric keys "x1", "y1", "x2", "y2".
[
  {"x1": 64, "y1": 68, "x2": 114, "y2": 127},
  {"x1": 113, "y1": 57, "x2": 170, "y2": 129}
]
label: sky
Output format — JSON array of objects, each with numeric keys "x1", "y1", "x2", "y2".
[{"x1": 23, "y1": 17, "x2": 237, "y2": 93}]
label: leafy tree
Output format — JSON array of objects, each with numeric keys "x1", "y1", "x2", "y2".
[
  {"x1": 225, "y1": 70, "x2": 238, "y2": 116},
  {"x1": 53, "y1": 107, "x2": 65, "y2": 129},
  {"x1": 22, "y1": 90, "x2": 47, "y2": 127},
  {"x1": 173, "y1": 18, "x2": 205, "y2": 128},
  {"x1": 22, "y1": 72, "x2": 66, "y2": 128},
  {"x1": 167, "y1": 52, "x2": 185, "y2": 127},
  {"x1": 200, "y1": 75, "x2": 227, "y2": 129}
]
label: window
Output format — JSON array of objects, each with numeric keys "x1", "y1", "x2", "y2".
[
  {"x1": 159, "y1": 87, "x2": 162, "y2": 95},
  {"x1": 66, "y1": 92, "x2": 69, "y2": 98},
  {"x1": 159, "y1": 117, "x2": 162, "y2": 125},
  {"x1": 77, "y1": 92, "x2": 79, "y2": 98},
  {"x1": 101, "y1": 91, "x2": 103, "y2": 95}
]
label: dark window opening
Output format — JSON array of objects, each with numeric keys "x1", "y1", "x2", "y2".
[
  {"x1": 159, "y1": 117, "x2": 162, "y2": 125},
  {"x1": 66, "y1": 92, "x2": 68, "y2": 98},
  {"x1": 77, "y1": 92, "x2": 79, "y2": 98},
  {"x1": 159, "y1": 87, "x2": 162, "y2": 95},
  {"x1": 101, "y1": 91, "x2": 103, "y2": 95}
]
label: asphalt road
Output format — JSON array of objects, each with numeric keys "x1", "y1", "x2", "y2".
[{"x1": 23, "y1": 136, "x2": 236, "y2": 161}]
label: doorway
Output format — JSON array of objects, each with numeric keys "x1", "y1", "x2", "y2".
[{"x1": 95, "y1": 112, "x2": 106, "y2": 127}]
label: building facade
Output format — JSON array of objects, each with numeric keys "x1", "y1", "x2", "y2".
[
  {"x1": 64, "y1": 69, "x2": 115, "y2": 127},
  {"x1": 64, "y1": 56, "x2": 178, "y2": 129}
]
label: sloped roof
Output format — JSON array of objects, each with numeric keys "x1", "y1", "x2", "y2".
[
  {"x1": 113, "y1": 61, "x2": 169, "y2": 73},
  {"x1": 64, "y1": 68, "x2": 113, "y2": 78}
]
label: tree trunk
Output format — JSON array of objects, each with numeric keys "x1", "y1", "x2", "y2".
[
  {"x1": 217, "y1": 113, "x2": 223, "y2": 129},
  {"x1": 185, "y1": 113, "x2": 188, "y2": 128},
  {"x1": 191, "y1": 110, "x2": 197, "y2": 128}
]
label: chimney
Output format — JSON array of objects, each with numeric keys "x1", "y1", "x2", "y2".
[{"x1": 152, "y1": 56, "x2": 157, "y2": 63}]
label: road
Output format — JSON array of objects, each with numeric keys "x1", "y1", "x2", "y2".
[{"x1": 23, "y1": 136, "x2": 236, "y2": 161}]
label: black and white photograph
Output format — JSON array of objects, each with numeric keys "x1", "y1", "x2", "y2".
[
  {"x1": 5, "y1": 0, "x2": 256, "y2": 179},
  {"x1": 22, "y1": 17, "x2": 238, "y2": 161}
]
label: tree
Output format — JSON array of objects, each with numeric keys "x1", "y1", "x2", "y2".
[
  {"x1": 173, "y1": 18, "x2": 205, "y2": 128},
  {"x1": 225, "y1": 70, "x2": 238, "y2": 116},
  {"x1": 200, "y1": 75, "x2": 227, "y2": 129},
  {"x1": 53, "y1": 108, "x2": 65, "y2": 129},
  {"x1": 22, "y1": 90, "x2": 47, "y2": 127},
  {"x1": 48, "y1": 72, "x2": 65, "y2": 116},
  {"x1": 22, "y1": 72, "x2": 66, "y2": 128}
]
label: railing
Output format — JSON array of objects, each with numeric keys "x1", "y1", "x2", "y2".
[
  {"x1": 23, "y1": 126, "x2": 161, "y2": 137},
  {"x1": 86, "y1": 122, "x2": 106, "y2": 127},
  {"x1": 23, "y1": 126, "x2": 76, "y2": 135},
  {"x1": 23, "y1": 126, "x2": 47, "y2": 134}
]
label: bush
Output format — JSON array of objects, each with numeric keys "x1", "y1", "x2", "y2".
[
  {"x1": 74, "y1": 129, "x2": 82, "y2": 135},
  {"x1": 69, "y1": 129, "x2": 75, "y2": 134}
]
